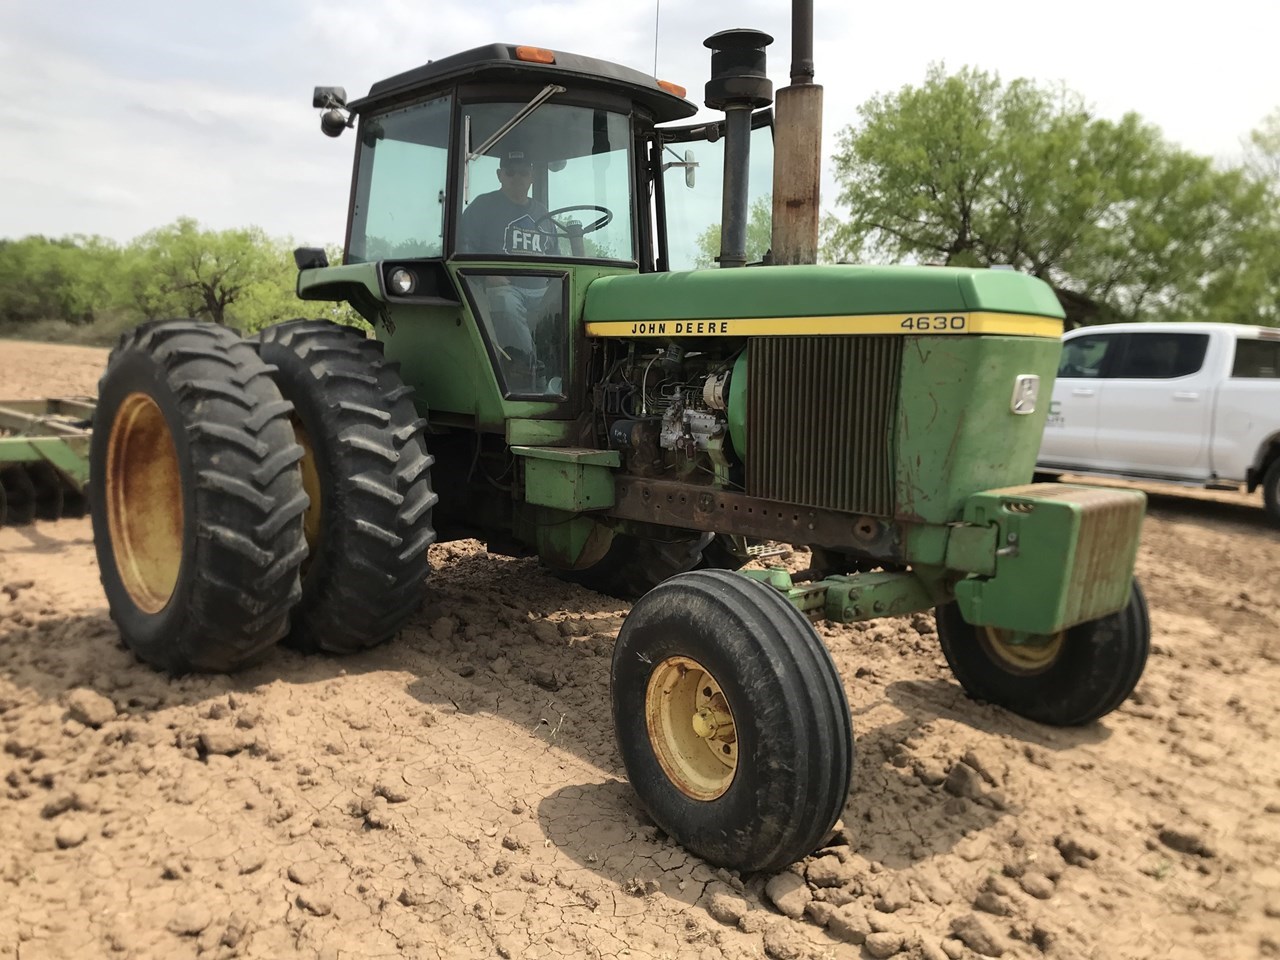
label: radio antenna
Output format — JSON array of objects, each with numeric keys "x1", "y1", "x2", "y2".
[{"x1": 653, "y1": 0, "x2": 660, "y2": 75}]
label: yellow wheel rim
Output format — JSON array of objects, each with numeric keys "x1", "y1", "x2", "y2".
[
  {"x1": 645, "y1": 656, "x2": 738, "y2": 801},
  {"x1": 294, "y1": 417, "x2": 322, "y2": 571},
  {"x1": 983, "y1": 626, "x2": 1065, "y2": 674},
  {"x1": 105, "y1": 393, "x2": 183, "y2": 613}
]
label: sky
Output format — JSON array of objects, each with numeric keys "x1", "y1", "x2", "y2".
[{"x1": 2, "y1": 0, "x2": 1277, "y2": 249}]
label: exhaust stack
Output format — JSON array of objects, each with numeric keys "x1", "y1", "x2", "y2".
[
  {"x1": 703, "y1": 29, "x2": 773, "y2": 269},
  {"x1": 771, "y1": 0, "x2": 823, "y2": 265}
]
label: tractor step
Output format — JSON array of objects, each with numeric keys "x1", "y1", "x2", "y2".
[{"x1": 0, "y1": 398, "x2": 95, "y2": 526}]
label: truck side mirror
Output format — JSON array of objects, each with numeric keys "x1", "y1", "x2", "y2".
[{"x1": 684, "y1": 150, "x2": 697, "y2": 188}]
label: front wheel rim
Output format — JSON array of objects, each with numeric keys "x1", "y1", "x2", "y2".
[
  {"x1": 645, "y1": 656, "x2": 738, "y2": 801},
  {"x1": 982, "y1": 626, "x2": 1065, "y2": 675}
]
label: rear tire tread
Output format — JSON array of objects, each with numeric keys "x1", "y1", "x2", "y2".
[{"x1": 252, "y1": 319, "x2": 438, "y2": 655}]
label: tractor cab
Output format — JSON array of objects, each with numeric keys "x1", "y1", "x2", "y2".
[{"x1": 303, "y1": 44, "x2": 713, "y2": 412}]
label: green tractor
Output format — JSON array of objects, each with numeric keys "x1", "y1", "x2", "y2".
[{"x1": 89, "y1": 22, "x2": 1149, "y2": 873}]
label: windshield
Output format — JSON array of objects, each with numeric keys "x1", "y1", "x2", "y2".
[
  {"x1": 348, "y1": 95, "x2": 451, "y2": 262},
  {"x1": 457, "y1": 102, "x2": 635, "y2": 263}
]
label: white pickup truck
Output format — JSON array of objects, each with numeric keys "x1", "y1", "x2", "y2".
[{"x1": 1036, "y1": 322, "x2": 1280, "y2": 524}]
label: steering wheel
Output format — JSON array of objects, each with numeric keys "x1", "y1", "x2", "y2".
[{"x1": 531, "y1": 205, "x2": 613, "y2": 238}]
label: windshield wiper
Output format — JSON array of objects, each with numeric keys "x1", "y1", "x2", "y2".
[{"x1": 464, "y1": 83, "x2": 565, "y2": 203}]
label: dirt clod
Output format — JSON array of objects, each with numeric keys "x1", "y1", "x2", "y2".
[
  {"x1": 1055, "y1": 832, "x2": 1101, "y2": 867},
  {"x1": 1158, "y1": 826, "x2": 1216, "y2": 858},
  {"x1": 54, "y1": 819, "x2": 88, "y2": 849},
  {"x1": 866, "y1": 932, "x2": 906, "y2": 958},
  {"x1": 65, "y1": 689, "x2": 116, "y2": 728},
  {"x1": 950, "y1": 913, "x2": 1010, "y2": 957},
  {"x1": 765, "y1": 871, "x2": 811, "y2": 919},
  {"x1": 166, "y1": 904, "x2": 211, "y2": 936}
]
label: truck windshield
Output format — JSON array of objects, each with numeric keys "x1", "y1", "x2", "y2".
[
  {"x1": 456, "y1": 102, "x2": 635, "y2": 263},
  {"x1": 348, "y1": 95, "x2": 451, "y2": 262}
]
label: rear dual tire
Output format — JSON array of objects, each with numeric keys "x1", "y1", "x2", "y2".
[
  {"x1": 91, "y1": 318, "x2": 436, "y2": 673},
  {"x1": 252, "y1": 319, "x2": 437, "y2": 654},
  {"x1": 90, "y1": 321, "x2": 308, "y2": 674}
]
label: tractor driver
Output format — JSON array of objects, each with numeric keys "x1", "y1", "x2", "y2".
[
  {"x1": 458, "y1": 150, "x2": 559, "y2": 258},
  {"x1": 458, "y1": 150, "x2": 560, "y2": 379}
]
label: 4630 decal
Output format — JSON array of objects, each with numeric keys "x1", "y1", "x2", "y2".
[{"x1": 901, "y1": 316, "x2": 967, "y2": 332}]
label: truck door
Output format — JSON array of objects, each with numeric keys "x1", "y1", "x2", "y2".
[
  {"x1": 1038, "y1": 331, "x2": 1124, "y2": 468},
  {"x1": 1093, "y1": 331, "x2": 1213, "y2": 476}
]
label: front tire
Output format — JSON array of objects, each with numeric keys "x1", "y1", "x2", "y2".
[
  {"x1": 936, "y1": 579, "x2": 1150, "y2": 726},
  {"x1": 89, "y1": 320, "x2": 308, "y2": 673},
  {"x1": 612, "y1": 570, "x2": 853, "y2": 872},
  {"x1": 253, "y1": 319, "x2": 437, "y2": 654}
]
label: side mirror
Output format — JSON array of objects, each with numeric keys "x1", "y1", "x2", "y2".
[
  {"x1": 684, "y1": 149, "x2": 697, "y2": 188},
  {"x1": 293, "y1": 247, "x2": 329, "y2": 270},
  {"x1": 313, "y1": 86, "x2": 347, "y2": 109}
]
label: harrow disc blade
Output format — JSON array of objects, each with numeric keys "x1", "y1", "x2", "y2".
[
  {"x1": 0, "y1": 466, "x2": 37, "y2": 526},
  {"x1": 25, "y1": 462, "x2": 66, "y2": 521}
]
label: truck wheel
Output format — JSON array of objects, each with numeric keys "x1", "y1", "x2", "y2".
[
  {"x1": 89, "y1": 320, "x2": 308, "y2": 673},
  {"x1": 1264, "y1": 458, "x2": 1280, "y2": 526},
  {"x1": 935, "y1": 579, "x2": 1150, "y2": 726},
  {"x1": 253, "y1": 319, "x2": 437, "y2": 654},
  {"x1": 555, "y1": 532, "x2": 710, "y2": 600},
  {"x1": 612, "y1": 570, "x2": 853, "y2": 872}
]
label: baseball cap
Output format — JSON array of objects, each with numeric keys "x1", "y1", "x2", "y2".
[{"x1": 498, "y1": 149, "x2": 534, "y2": 170}]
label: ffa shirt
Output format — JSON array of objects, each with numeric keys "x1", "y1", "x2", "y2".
[{"x1": 458, "y1": 192, "x2": 559, "y2": 256}]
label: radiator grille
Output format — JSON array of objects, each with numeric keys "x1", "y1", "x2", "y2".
[{"x1": 746, "y1": 336, "x2": 902, "y2": 516}]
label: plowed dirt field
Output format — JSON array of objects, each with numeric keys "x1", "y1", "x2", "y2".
[{"x1": 2, "y1": 339, "x2": 1278, "y2": 960}]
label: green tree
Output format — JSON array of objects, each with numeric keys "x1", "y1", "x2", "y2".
[
  {"x1": 694, "y1": 196, "x2": 774, "y2": 268},
  {"x1": 1245, "y1": 107, "x2": 1280, "y2": 184},
  {"x1": 825, "y1": 65, "x2": 1278, "y2": 326},
  {"x1": 0, "y1": 235, "x2": 124, "y2": 326},
  {"x1": 126, "y1": 218, "x2": 285, "y2": 327}
]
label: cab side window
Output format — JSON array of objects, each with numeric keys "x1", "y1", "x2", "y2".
[
  {"x1": 1110, "y1": 333, "x2": 1209, "y2": 380},
  {"x1": 1057, "y1": 334, "x2": 1122, "y2": 378},
  {"x1": 1231, "y1": 339, "x2": 1280, "y2": 379}
]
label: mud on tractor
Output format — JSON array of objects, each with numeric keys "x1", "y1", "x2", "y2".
[{"x1": 88, "y1": 19, "x2": 1149, "y2": 872}]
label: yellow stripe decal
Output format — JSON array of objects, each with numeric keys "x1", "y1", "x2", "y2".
[{"x1": 584, "y1": 312, "x2": 1062, "y2": 339}]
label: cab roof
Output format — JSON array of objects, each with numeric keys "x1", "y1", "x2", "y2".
[{"x1": 348, "y1": 43, "x2": 698, "y2": 124}]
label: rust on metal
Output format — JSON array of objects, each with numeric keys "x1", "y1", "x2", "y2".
[{"x1": 611, "y1": 476, "x2": 903, "y2": 559}]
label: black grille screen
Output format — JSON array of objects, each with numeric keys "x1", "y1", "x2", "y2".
[{"x1": 746, "y1": 336, "x2": 902, "y2": 516}]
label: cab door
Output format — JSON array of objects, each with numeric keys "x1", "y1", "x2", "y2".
[{"x1": 655, "y1": 109, "x2": 774, "y2": 272}]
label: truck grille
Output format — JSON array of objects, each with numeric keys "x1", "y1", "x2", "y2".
[{"x1": 746, "y1": 336, "x2": 902, "y2": 516}]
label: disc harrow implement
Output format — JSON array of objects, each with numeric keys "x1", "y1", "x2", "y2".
[{"x1": 0, "y1": 397, "x2": 94, "y2": 526}]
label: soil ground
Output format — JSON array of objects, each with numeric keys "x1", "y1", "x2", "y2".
[{"x1": 2, "y1": 339, "x2": 1279, "y2": 960}]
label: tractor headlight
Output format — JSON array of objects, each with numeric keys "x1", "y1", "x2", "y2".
[{"x1": 389, "y1": 268, "x2": 416, "y2": 296}]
